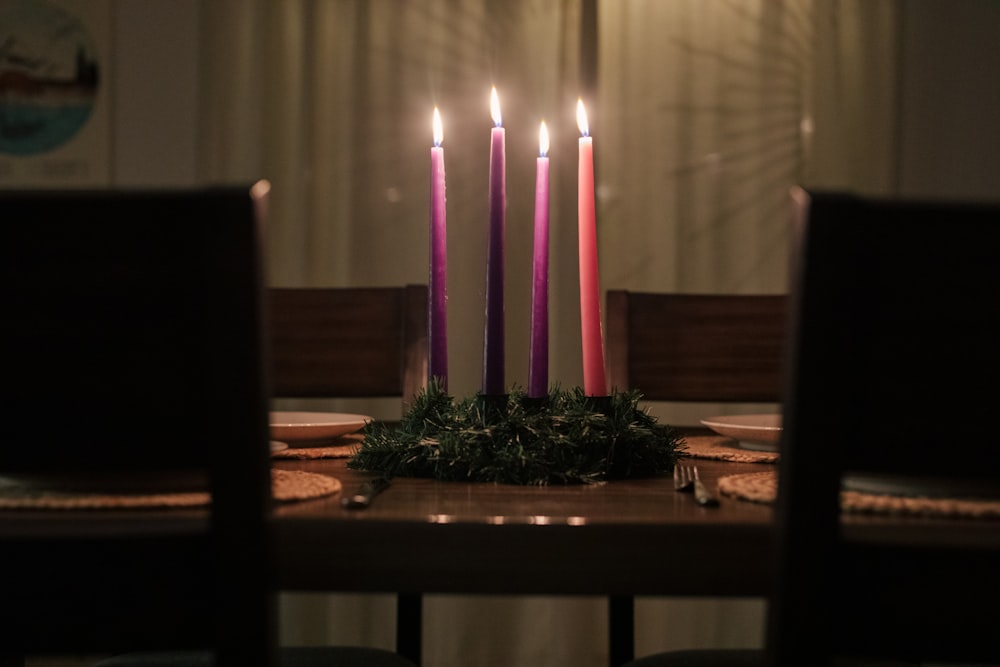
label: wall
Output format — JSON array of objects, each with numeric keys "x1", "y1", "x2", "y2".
[
  {"x1": 111, "y1": 0, "x2": 199, "y2": 186},
  {"x1": 897, "y1": 0, "x2": 1000, "y2": 199}
]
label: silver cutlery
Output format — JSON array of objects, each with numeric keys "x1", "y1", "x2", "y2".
[
  {"x1": 341, "y1": 476, "x2": 391, "y2": 509},
  {"x1": 674, "y1": 464, "x2": 719, "y2": 507},
  {"x1": 673, "y1": 463, "x2": 693, "y2": 492}
]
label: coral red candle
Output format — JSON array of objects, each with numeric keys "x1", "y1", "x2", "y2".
[
  {"x1": 528, "y1": 121, "x2": 550, "y2": 399},
  {"x1": 429, "y1": 107, "x2": 448, "y2": 389},
  {"x1": 577, "y1": 100, "x2": 607, "y2": 396},
  {"x1": 483, "y1": 87, "x2": 506, "y2": 396}
]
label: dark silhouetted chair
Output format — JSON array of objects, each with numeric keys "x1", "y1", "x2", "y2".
[
  {"x1": 0, "y1": 185, "x2": 414, "y2": 667},
  {"x1": 620, "y1": 187, "x2": 1000, "y2": 666}
]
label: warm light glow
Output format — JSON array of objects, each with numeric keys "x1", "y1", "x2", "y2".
[
  {"x1": 576, "y1": 99, "x2": 589, "y2": 137},
  {"x1": 432, "y1": 107, "x2": 443, "y2": 147},
  {"x1": 538, "y1": 121, "x2": 549, "y2": 157},
  {"x1": 490, "y1": 86, "x2": 502, "y2": 127},
  {"x1": 250, "y1": 179, "x2": 271, "y2": 200},
  {"x1": 250, "y1": 179, "x2": 271, "y2": 225}
]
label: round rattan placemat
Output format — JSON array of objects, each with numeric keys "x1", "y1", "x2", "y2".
[
  {"x1": 0, "y1": 469, "x2": 341, "y2": 510},
  {"x1": 270, "y1": 433, "x2": 364, "y2": 460},
  {"x1": 680, "y1": 435, "x2": 779, "y2": 464},
  {"x1": 719, "y1": 470, "x2": 1000, "y2": 520}
]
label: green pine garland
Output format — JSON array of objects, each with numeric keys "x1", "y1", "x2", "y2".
[{"x1": 348, "y1": 381, "x2": 685, "y2": 485}]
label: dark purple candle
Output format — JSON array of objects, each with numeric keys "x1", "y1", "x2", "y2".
[
  {"x1": 483, "y1": 87, "x2": 506, "y2": 396},
  {"x1": 429, "y1": 108, "x2": 448, "y2": 389},
  {"x1": 528, "y1": 121, "x2": 550, "y2": 398}
]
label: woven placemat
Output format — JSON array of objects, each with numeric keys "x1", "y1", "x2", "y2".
[
  {"x1": 719, "y1": 471, "x2": 1000, "y2": 519},
  {"x1": 270, "y1": 433, "x2": 364, "y2": 460},
  {"x1": 0, "y1": 469, "x2": 341, "y2": 510},
  {"x1": 680, "y1": 435, "x2": 779, "y2": 464}
]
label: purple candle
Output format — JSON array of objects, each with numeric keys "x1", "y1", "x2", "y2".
[
  {"x1": 528, "y1": 121, "x2": 550, "y2": 398},
  {"x1": 429, "y1": 107, "x2": 448, "y2": 389},
  {"x1": 483, "y1": 87, "x2": 506, "y2": 395}
]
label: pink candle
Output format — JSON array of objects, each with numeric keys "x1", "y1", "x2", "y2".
[
  {"x1": 577, "y1": 99, "x2": 607, "y2": 396},
  {"x1": 483, "y1": 87, "x2": 506, "y2": 395},
  {"x1": 528, "y1": 121, "x2": 550, "y2": 399},
  {"x1": 429, "y1": 107, "x2": 448, "y2": 389}
]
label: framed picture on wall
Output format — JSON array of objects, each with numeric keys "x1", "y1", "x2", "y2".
[{"x1": 0, "y1": 0, "x2": 112, "y2": 187}]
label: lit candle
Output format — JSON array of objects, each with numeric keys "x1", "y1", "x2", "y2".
[
  {"x1": 429, "y1": 107, "x2": 448, "y2": 389},
  {"x1": 483, "y1": 86, "x2": 506, "y2": 395},
  {"x1": 577, "y1": 99, "x2": 607, "y2": 396},
  {"x1": 528, "y1": 121, "x2": 550, "y2": 399}
]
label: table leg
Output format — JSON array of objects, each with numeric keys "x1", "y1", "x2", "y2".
[
  {"x1": 609, "y1": 595, "x2": 634, "y2": 667},
  {"x1": 397, "y1": 593, "x2": 422, "y2": 665}
]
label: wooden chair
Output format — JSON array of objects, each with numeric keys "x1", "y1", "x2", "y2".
[
  {"x1": 603, "y1": 290, "x2": 787, "y2": 666},
  {"x1": 621, "y1": 188, "x2": 1000, "y2": 666},
  {"x1": 0, "y1": 186, "x2": 414, "y2": 667},
  {"x1": 267, "y1": 285, "x2": 429, "y2": 665}
]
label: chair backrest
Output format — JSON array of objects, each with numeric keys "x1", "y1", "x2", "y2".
[
  {"x1": 0, "y1": 185, "x2": 275, "y2": 666},
  {"x1": 267, "y1": 285, "x2": 428, "y2": 406},
  {"x1": 768, "y1": 188, "x2": 1000, "y2": 665},
  {"x1": 605, "y1": 290, "x2": 787, "y2": 402}
]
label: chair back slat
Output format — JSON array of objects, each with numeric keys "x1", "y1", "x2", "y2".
[
  {"x1": 606, "y1": 291, "x2": 787, "y2": 403},
  {"x1": 268, "y1": 285, "x2": 428, "y2": 405}
]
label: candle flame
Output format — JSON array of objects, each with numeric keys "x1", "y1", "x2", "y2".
[
  {"x1": 432, "y1": 107, "x2": 443, "y2": 147},
  {"x1": 576, "y1": 99, "x2": 589, "y2": 137},
  {"x1": 539, "y1": 121, "x2": 549, "y2": 157},
  {"x1": 490, "y1": 86, "x2": 502, "y2": 127}
]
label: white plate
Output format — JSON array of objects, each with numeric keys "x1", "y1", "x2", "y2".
[
  {"x1": 700, "y1": 413, "x2": 782, "y2": 451},
  {"x1": 269, "y1": 411, "x2": 371, "y2": 446}
]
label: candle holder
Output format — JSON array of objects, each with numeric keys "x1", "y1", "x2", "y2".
[
  {"x1": 519, "y1": 394, "x2": 550, "y2": 414},
  {"x1": 476, "y1": 393, "x2": 510, "y2": 423},
  {"x1": 351, "y1": 384, "x2": 682, "y2": 485},
  {"x1": 583, "y1": 395, "x2": 613, "y2": 415}
]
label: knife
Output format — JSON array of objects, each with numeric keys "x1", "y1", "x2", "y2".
[{"x1": 341, "y1": 477, "x2": 391, "y2": 509}]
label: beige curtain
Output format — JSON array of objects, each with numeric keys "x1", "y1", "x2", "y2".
[{"x1": 198, "y1": 1, "x2": 898, "y2": 665}]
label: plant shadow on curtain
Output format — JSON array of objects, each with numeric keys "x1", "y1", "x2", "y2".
[{"x1": 198, "y1": 1, "x2": 897, "y2": 665}]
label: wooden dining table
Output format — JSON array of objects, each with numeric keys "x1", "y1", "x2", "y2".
[
  {"x1": 271, "y1": 451, "x2": 776, "y2": 598},
  {"x1": 4, "y1": 428, "x2": 995, "y2": 602},
  {"x1": 269, "y1": 430, "x2": 1000, "y2": 599},
  {"x1": 4, "y1": 433, "x2": 998, "y2": 667}
]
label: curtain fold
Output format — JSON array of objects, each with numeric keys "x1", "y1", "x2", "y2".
[{"x1": 198, "y1": 1, "x2": 899, "y2": 664}]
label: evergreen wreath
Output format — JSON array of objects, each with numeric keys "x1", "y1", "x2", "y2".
[{"x1": 349, "y1": 381, "x2": 685, "y2": 485}]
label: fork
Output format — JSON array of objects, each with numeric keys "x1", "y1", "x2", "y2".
[{"x1": 674, "y1": 464, "x2": 719, "y2": 507}]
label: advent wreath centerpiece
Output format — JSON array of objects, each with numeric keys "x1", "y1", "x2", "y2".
[{"x1": 349, "y1": 381, "x2": 685, "y2": 485}]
